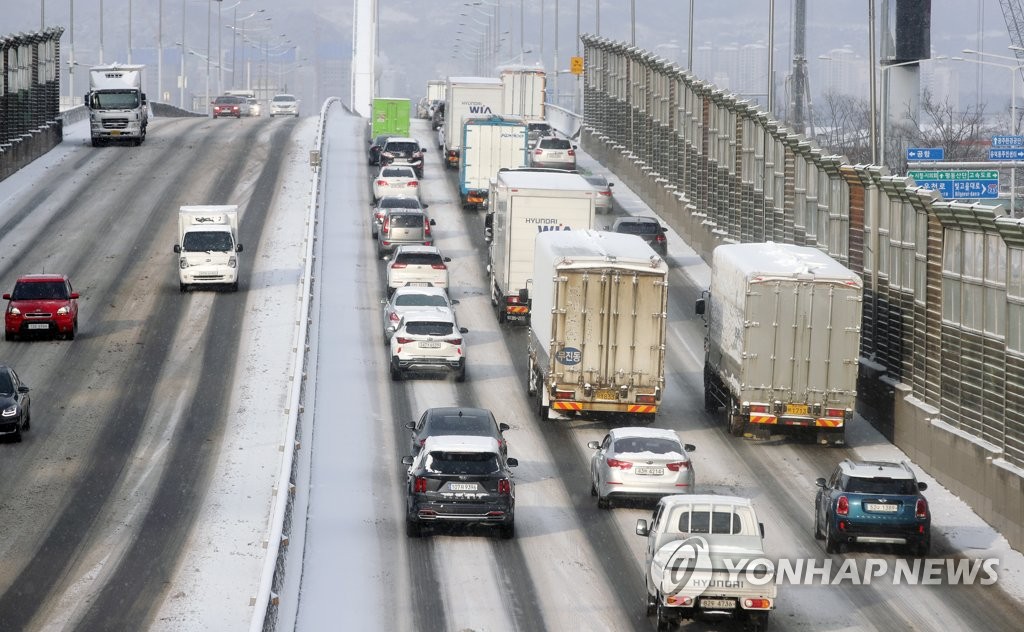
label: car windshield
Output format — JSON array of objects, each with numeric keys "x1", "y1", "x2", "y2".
[
  {"x1": 273, "y1": 95, "x2": 295, "y2": 102},
  {"x1": 844, "y1": 476, "x2": 918, "y2": 495},
  {"x1": 395, "y1": 253, "x2": 442, "y2": 266},
  {"x1": 379, "y1": 198, "x2": 422, "y2": 209},
  {"x1": 613, "y1": 437, "x2": 681, "y2": 455},
  {"x1": 540, "y1": 138, "x2": 571, "y2": 150},
  {"x1": 424, "y1": 415, "x2": 492, "y2": 437},
  {"x1": 529, "y1": 124, "x2": 552, "y2": 134},
  {"x1": 394, "y1": 293, "x2": 449, "y2": 307},
  {"x1": 382, "y1": 168, "x2": 414, "y2": 178},
  {"x1": 585, "y1": 176, "x2": 608, "y2": 187},
  {"x1": 404, "y1": 321, "x2": 454, "y2": 336},
  {"x1": 423, "y1": 451, "x2": 500, "y2": 475},
  {"x1": 214, "y1": 96, "x2": 241, "y2": 104},
  {"x1": 12, "y1": 281, "x2": 68, "y2": 300},
  {"x1": 389, "y1": 214, "x2": 424, "y2": 228},
  {"x1": 677, "y1": 510, "x2": 743, "y2": 535},
  {"x1": 385, "y1": 142, "x2": 419, "y2": 153},
  {"x1": 182, "y1": 231, "x2": 234, "y2": 252},
  {"x1": 92, "y1": 91, "x2": 140, "y2": 109},
  {"x1": 617, "y1": 221, "x2": 659, "y2": 235},
  {"x1": 0, "y1": 372, "x2": 12, "y2": 395}
]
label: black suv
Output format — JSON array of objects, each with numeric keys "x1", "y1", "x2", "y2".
[
  {"x1": 814, "y1": 460, "x2": 931, "y2": 555},
  {"x1": 402, "y1": 435, "x2": 518, "y2": 538},
  {"x1": 379, "y1": 137, "x2": 426, "y2": 178},
  {"x1": 406, "y1": 407, "x2": 511, "y2": 456}
]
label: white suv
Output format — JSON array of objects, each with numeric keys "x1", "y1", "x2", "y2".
[
  {"x1": 270, "y1": 94, "x2": 299, "y2": 117},
  {"x1": 386, "y1": 245, "x2": 450, "y2": 297},
  {"x1": 389, "y1": 308, "x2": 467, "y2": 382}
]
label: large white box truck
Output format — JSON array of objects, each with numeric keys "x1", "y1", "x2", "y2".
[
  {"x1": 459, "y1": 114, "x2": 529, "y2": 209},
  {"x1": 500, "y1": 66, "x2": 546, "y2": 121},
  {"x1": 696, "y1": 242, "x2": 863, "y2": 445},
  {"x1": 527, "y1": 230, "x2": 669, "y2": 422},
  {"x1": 85, "y1": 63, "x2": 148, "y2": 147},
  {"x1": 173, "y1": 206, "x2": 243, "y2": 292},
  {"x1": 487, "y1": 170, "x2": 597, "y2": 324},
  {"x1": 442, "y1": 76, "x2": 504, "y2": 170}
]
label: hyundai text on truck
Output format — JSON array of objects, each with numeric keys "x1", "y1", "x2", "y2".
[
  {"x1": 499, "y1": 66, "x2": 546, "y2": 121},
  {"x1": 695, "y1": 242, "x2": 863, "y2": 445},
  {"x1": 486, "y1": 170, "x2": 597, "y2": 324},
  {"x1": 527, "y1": 230, "x2": 668, "y2": 422},
  {"x1": 442, "y1": 76, "x2": 504, "y2": 170},
  {"x1": 84, "y1": 63, "x2": 148, "y2": 147},
  {"x1": 635, "y1": 495, "x2": 776, "y2": 632},
  {"x1": 370, "y1": 97, "x2": 411, "y2": 139},
  {"x1": 459, "y1": 114, "x2": 529, "y2": 209},
  {"x1": 173, "y1": 206, "x2": 243, "y2": 292}
]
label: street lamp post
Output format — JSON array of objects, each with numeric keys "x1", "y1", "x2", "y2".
[
  {"x1": 878, "y1": 56, "x2": 948, "y2": 168},
  {"x1": 180, "y1": 0, "x2": 186, "y2": 108}
]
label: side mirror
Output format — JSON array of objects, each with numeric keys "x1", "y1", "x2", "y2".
[
  {"x1": 506, "y1": 457, "x2": 519, "y2": 467},
  {"x1": 459, "y1": 327, "x2": 469, "y2": 334},
  {"x1": 70, "y1": 292, "x2": 80, "y2": 300},
  {"x1": 450, "y1": 298, "x2": 460, "y2": 305},
  {"x1": 429, "y1": 218, "x2": 437, "y2": 225},
  {"x1": 635, "y1": 519, "x2": 650, "y2": 537},
  {"x1": 385, "y1": 325, "x2": 397, "y2": 336},
  {"x1": 759, "y1": 522, "x2": 765, "y2": 538},
  {"x1": 141, "y1": 93, "x2": 148, "y2": 105},
  {"x1": 917, "y1": 481, "x2": 928, "y2": 491},
  {"x1": 236, "y1": 244, "x2": 244, "y2": 252},
  {"x1": 814, "y1": 477, "x2": 826, "y2": 488},
  {"x1": 587, "y1": 440, "x2": 600, "y2": 450},
  {"x1": 173, "y1": 245, "x2": 182, "y2": 254},
  {"x1": 401, "y1": 456, "x2": 414, "y2": 466},
  {"x1": 443, "y1": 257, "x2": 452, "y2": 262},
  {"x1": 18, "y1": 385, "x2": 30, "y2": 394},
  {"x1": 499, "y1": 423, "x2": 510, "y2": 432},
  {"x1": 422, "y1": 203, "x2": 430, "y2": 209},
  {"x1": 608, "y1": 182, "x2": 615, "y2": 187},
  {"x1": 684, "y1": 444, "x2": 696, "y2": 452},
  {"x1": 83, "y1": 93, "x2": 91, "y2": 108},
  {"x1": 695, "y1": 298, "x2": 705, "y2": 316},
  {"x1": 405, "y1": 421, "x2": 416, "y2": 430},
  {"x1": 485, "y1": 230, "x2": 492, "y2": 243},
  {"x1": 1, "y1": 293, "x2": 10, "y2": 300},
  {"x1": 422, "y1": 147, "x2": 428, "y2": 152}
]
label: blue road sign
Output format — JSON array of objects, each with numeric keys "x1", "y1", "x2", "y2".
[
  {"x1": 990, "y1": 148, "x2": 1024, "y2": 161},
  {"x1": 992, "y1": 135, "x2": 1024, "y2": 148},
  {"x1": 907, "y1": 147, "x2": 944, "y2": 161},
  {"x1": 912, "y1": 179, "x2": 999, "y2": 199}
]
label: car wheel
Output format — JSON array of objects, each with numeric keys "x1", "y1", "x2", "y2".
[
  {"x1": 179, "y1": 283, "x2": 187, "y2": 293},
  {"x1": 910, "y1": 534, "x2": 931, "y2": 557},
  {"x1": 813, "y1": 506, "x2": 824, "y2": 540},
  {"x1": 405, "y1": 517, "x2": 422, "y2": 538},
  {"x1": 4, "y1": 330, "x2": 14, "y2": 342},
  {"x1": 13, "y1": 424, "x2": 22, "y2": 442},
  {"x1": 66, "y1": 319, "x2": 77, "y2": 341},
  {"x1": 590, "y1": 480, "x2": 598, "y2": 497},
  {"x1": 390, "y1": 358, "x2": 403, "y2": 382},
  {"x1": 597, "y1": 494, "x2": 612, "y2": 510},
  {"x1": 230, "y1": 282, "x2": 239, "y2": 292},
  {"x1": 499, "y1": 522, "x2": 515, "y2": 539},
  {"x1": 22, "y1": 409, "x2": 30, "y2": 431},
  {"x1": 824, "y1": 516, "x2": 841, "y2": 554},
  {"x1": 455, "y1": 364, "x2": 467, "y2": 383}
]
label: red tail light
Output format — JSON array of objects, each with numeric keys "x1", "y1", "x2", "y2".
[
  {"x1": 655, "y1": 234, "x2": 666, "y2": 243},
  {"x1": 382, "y1": 217, "x2": 390, "y2": 232},
  {"x1": 424, "y1": 218, "x2": 432, "y2": 236},
  {"x1": 414, "y1": 477, "x2": 428, "y2": 493},
  {"x1": 376, "y1": 179, "x2": 387, "y2": 186},
  {"x1": 396, "y1": 336, "x2": 413, "y2": 344},
  {"x1": 534, "y1": 149, "x2": 543, "y2": 155},
  {"x1": 607, "y1": 458, "x2": 633, "y2": 470},
  {"x1": 825, "y1": 408, "x2": 847, "y2": 418},
  {"x1": 448, "y1": 338, "x2": 462, "y2": 345},
  {"x1": 430, "y1": 263, "x2": 447, "y2": 270},
  {"x1": 567, "y1": 149, "x2": 576, "y2": 156},
  {"x1": 599, "y1": 190, "x2": 611, "y2": 196},
  {"x1": 498, "y1": 479, "x2": 511, "y2": 495},
  {"x1": 666, "y1": 461, "x2": 689, "y2": 471},
  {"x1": 375, "y1": 210, "x2": 385, "y2": 220},
  {"x1": 749, "y1": 404, "x2": 770, "y2": 413},
  {"x1": 389, "y1": 312, "x2": 400, "y2": 322},
  {"x1": 390, "y1": 262, "x2": 408, "y2": 269},
  {"x1": 407, "y1": 181, "x2": 418, "y2": 187},
  {"x1": 916, "y1": 498, "x2": 928, "y2": 518},
  {"x1": 837, "y1": 495, "x2": 849, "y2": 516}
]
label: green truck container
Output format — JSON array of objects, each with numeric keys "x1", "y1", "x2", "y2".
[{"x1": 370, "y1": 98, "x2": 411, "y2": 138}]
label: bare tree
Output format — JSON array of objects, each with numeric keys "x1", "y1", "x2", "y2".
[
  {"x1": 888, "y1": 89, "x2": 991, "y2": 170},
  {"x1": 814, "y1": 90, "x2": 873, "y2": 164}
]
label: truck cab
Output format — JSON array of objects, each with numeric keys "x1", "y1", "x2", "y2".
[{"x1": 85, "y1": 64, "x2": 148, "y2": 147}]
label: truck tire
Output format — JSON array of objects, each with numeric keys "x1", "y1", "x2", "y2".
[
  {"x1": 746, "y1": 612, "x2": 770, "y2": 632},
  {"x1": 703, "y1": 369, "x2": 719, "y2": 413},
  {"x1": 536, "y1": 376, "x2": 549, "y2": 420},
  {"x1": 656, "y1": 603, "x2": 677, "y2": 632},
  {"x1": 645, "y1": 589, "x2": 658, "y2": 617},
  {"x1": 728, "y1": 404, "x2": 746, "y2": 437}
]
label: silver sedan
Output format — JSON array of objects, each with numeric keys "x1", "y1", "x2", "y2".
[
  {"x1": 588, "y1": 427, "x2": 696, "y2": 509},
  {"x1": 381, "y1": 286, "x2": 457, "y2": 344}
]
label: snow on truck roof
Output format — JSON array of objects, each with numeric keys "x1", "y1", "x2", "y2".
[
  {"x1": 536, "y1": 230, "x2": 668, "y2": 271},
  {"x1": 447, "y1": 76, "x2": 503, "y2": 85},
  {"x1": 712, "y1": 242, "x2": 861, "y2": 284},
  {"x1": 496, "y1": 170, "x2": 593, "y2": 191}
]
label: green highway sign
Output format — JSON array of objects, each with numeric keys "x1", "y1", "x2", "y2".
[{"x1": 907, "y1": 170, "x2": 999, "y2": 181}]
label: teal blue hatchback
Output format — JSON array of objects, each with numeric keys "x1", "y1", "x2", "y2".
[{"x1": 814, "y1": 460, "x2": 931, "y2": 556}]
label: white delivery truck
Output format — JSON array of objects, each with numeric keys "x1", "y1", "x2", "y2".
[
  {"x1": 696, "y1": 242, "x2": 863, "y2": 445},
  {"x1": 487, "y1": 170, "x2": 597, "y2": 324},
  {"x1": 442, "y1": 76, "x2": 504, "y2": 170},
  {"x1": 85, "y1": 63, "x2": 148, "y2": 147},
  {"x1": 527, "y1": 230, "x2": 669, "y2": 422},
  {"x1": 635, "y1": 495, "x2": 776, "y2": 632},
  {"x1": 173, "y1": 206, "x2": 243, "y2": 292},
  {"x1": 500, "y1": 66, "x2": 546, "y2": 121},
  {"x1": 426, "y1": 79, "x2": 446, "y2": 103},
  {"x1": 459, "y1": 114, "x2": 529, "y2": 209}
]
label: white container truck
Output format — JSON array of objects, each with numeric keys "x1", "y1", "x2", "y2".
[
  {"x1": 527, "y1": 230, "x2": 669, "y2": 422},
  {"x1": 695, "y1": 242, "x2": 863, "y2": 445},
  {"x1": 442, "y1": 76, "x2": 504, "y2": 170},
  {"x1": 459, "y1": 114, "x2": 529, "y2": 209},
  {"x1": 173, "y1": 206, "x2": 243, "y2": 292},
  {"x1": 500, "y1": 66, "x2": 546, "y2": 121},
  {"x1": 487, "y1": 170, "x2": 597, "y2": 324},
  {"x1": 84, "y1": 63, "x2": 148, "y2": 147},
  {"x1": 426, "y1": 79, "x2": 446, "y2": 103}
]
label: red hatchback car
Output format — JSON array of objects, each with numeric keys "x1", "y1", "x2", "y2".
[{"x1": 3, "y1": 274, "x2": 80, "y2": 341}]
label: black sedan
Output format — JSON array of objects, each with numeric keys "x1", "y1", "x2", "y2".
[
  {"x1": 0, "y1": 364, "x2": 31, "y2": 442},
  {"x1": 402, "y1": 435, "x2": 517, "y2": 538},
  {"x1": 406, "y1": 406, "x2": 510, "y2": 456}
]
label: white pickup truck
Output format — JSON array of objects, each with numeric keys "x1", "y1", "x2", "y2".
[
  {"x1": 635, "y1": 495, "x2": 776, "y2": 631},
  {"x1": 173, "y1": 206, "x2": 243, "y2": 292}
]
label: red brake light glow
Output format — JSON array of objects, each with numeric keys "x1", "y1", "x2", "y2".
[
  {"x1": 396, "y1": 336, "x2": 413, "y2": 344},
  {"x1": 376, "y1": 180, "x2": 387, "y2": 186},
  {"x1": 414, "y1": 477, "x2": 428, "y2": 493},
  {"x1": 498, "y1": 479, "x2": 511, "y2": 495},
  {"x1": 666, "y1": 461, "x2": 689, "y2": 471},
  {"x1": 916, "y1": 498, "x2": 928, "y2": 518},
  {"x1": 390, "y1": 262, "x2": 408, "y2": 269},
  {"x1": 431, "y1": 263, "x2": 447, "y2": 270},
  {"x1": 607, "y1": 458, "x2": 632, "y2": 470},
  {"x1": 837, "y1": 495, "x2": 849, "y2": 516}
]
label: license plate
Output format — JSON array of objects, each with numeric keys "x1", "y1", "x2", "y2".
[
  {"x1": 634, "y1": 467, "x2": 664, "y2": 476},
  {"x1": 595, "y1": 389, "x2": 617, "y2": 400},
  {"x1": 110, "y1": 130, "x2": 121, "y2": 136},
  {"x1": 548, "y1": 152, "x2": 563, "y2": 159},
  {"x1": 786, "y1": 404, "x2": 809, "y2": 415},
  {"x1": 701, "y1": 598, "x2": 735, "y2": 609},
  {"x1": 418, "y1": 341, "x2": 442, "y2": 348},
  {"x1": 27, "y1": 323, "x2": 49, "y2": 330},
  {"x1": 448, "y1": 483, "x2": 478, "y2": 491},
  {"x1": 865, "y1": 503, "x2": 898, "y2": 512},
  {"x1": 406, "y1": 282, "x2": 430, "y2": 287}
]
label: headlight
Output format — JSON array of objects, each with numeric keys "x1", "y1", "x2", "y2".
[
  {"x1": 8, "y1": 306, "x2": 20, "y2": 316},
  {"x1": 57, "y1": 306, "x2": 69, "y2": 315},
  {"x1": 179, "y1": 258, "x2": 188, "y2": 269},
  {"x1": 228, "y1": 256, "x2": 237, "y2": 268},
  {"x1": 2, "y1": 404, "x2": 17, "y2": 417}
]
